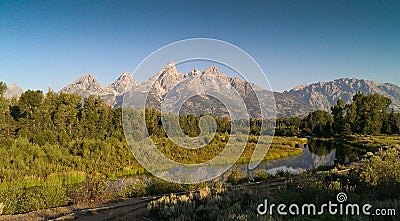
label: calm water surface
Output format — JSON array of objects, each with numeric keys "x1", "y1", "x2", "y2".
[
  {"x1": 159, "y1": 139, "x2": 364, "y2": 182},
  {"x1": 234, "y1": 139, "x2": 363, "y2": 176}
]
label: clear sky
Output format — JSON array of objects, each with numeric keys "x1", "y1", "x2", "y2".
[{"x1": 1, "y1": 0, "x2": 399, "y2": 92}]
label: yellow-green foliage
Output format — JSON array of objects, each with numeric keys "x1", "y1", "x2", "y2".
[
  {"x1": 117, "y1": 180, "x2": 147, "y2": 198},
  {"x1": 253, "y1": 170, "x2": 269, "y2": 181},
  {"x1": 346, "y1": 134, "x2": 400, "y2": 149},
  {"x1": 154, "y1": 135, "x2": 305, "y2": 165},
  {"x1": 0, "y1": 179, "x2": 66, "y2": 215},
  {"x1": 242, "y1": 136, "x2": 304, "y2": 162},
  {"x1": 226, "y1": 168, "x2": 248, "y2": 185},
  {"x1": 360, "y1": 148, "x2": 400, "y2": 192}
]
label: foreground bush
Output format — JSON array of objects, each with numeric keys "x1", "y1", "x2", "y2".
[
  {"x1": 0, "y1": 179, "x2": 66, "y2": 215},
  {"x1": 69, "y1": 174, "x2": 113, "y2": 206},
  {"x1": 358, "y1": 147, "x2": 400, "y2": 199},
  {"x1": 148, "y1": 182, "x2": 271, "y2": 221}
]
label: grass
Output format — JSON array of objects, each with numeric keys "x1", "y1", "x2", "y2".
[
  {"x1": 239, "y1": 136, "x2": 306, "y2": 162},
  {"x1": 343, "y1": 134, "x2": 400, "y2": 150}
]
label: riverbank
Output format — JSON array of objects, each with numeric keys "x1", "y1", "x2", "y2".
[
  {"x1": 145, "y1": 136, "x2": 400, "y2": 220},
  {"x1": 1, "y1": 135, "x2": 398, "y2": 218},
  {"x1": 341, "y1": 134, "x2": 400, "y2": 150}
]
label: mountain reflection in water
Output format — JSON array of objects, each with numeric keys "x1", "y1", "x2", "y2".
[
  {"x1": 238, "y1": 139, "x2": 362, "y2": 176},
  {"x1": 159, "y1": 139, "x2": 363, "y2": 181}
]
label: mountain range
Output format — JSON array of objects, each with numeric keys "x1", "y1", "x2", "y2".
[
  {"x1": 60, "y1": 62, "x2": 314, "y2": 117},
  {"x1": 284, "y1": 78, "x2": 400, "y2": 112},
  {"x1": 5, "y1": 62, "x2": 400, "y2": 117},
  {"x1": 60, "y1": 62, "x2": 400, "y2": 117}
]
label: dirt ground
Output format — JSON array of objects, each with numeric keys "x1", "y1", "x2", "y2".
[
  {"x1": 0, "y1": 197, "x2": 152, "y2": 221},
  {"x1": 0, "y1": 205, "x2": 75, "y2": 221}
]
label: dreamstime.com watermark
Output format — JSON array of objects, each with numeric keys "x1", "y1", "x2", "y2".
[
  {"x1": 257, "y1": 192, "x2": 397, "y2": 217},
  {"x1": 122, "y1": 38, "x2": 276, "y2": 184}
]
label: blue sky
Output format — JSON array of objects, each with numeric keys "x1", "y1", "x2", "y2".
[{"x1": 1, "y1": 0, "x2": 399, "y2": 92}]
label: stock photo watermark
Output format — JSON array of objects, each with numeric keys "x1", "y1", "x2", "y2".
[
  {"x1": 257, "y1": 192, "x2": 396, "y2": 217},
  {"x1": 122, "y1": 38, "x2": 276, "y2": 184}
]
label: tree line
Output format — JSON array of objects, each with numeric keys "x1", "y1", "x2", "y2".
[
  {"x1": 2, "y1": 80, "x2": 399, "y2": 147},
  {"x1": 276, "y1": 92, "x2": 400, "y2": 137}
]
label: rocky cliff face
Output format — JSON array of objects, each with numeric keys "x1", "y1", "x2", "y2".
[
  {"x1": 121, "y1": 63, "x2": 312, "y2": 117},
  {"x1": 106, "y1": 72, "x2": 139, "y2": 95},
  {"x1": 60, "y1": 73, "x2": 136, "y2": 108},
  {"x1": 284, "y1": 78, "x2": 400, "y2": 112}
]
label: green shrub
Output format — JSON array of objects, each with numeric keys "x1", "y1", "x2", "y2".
[
  {"x1": 145, "y1": 178, "x2": 185, "y2": 196},
  {"x1": 253, "y1": 170, "x2": 269, "y2": 182},
  {"x1": 118, "y1": 180, "x2": 147, "y2": 198},
  {"x1": 359, "y1": 148, "x2": 400, "y2": 199},
  {"x1": 70, "y1": 174, "x2": 112, "y2": 206},
  {"x1": 226, "y1": 168, "x2": 248, "y2": 185},
  {"x1": 0, "y1": 179, "x2": 66, "y2": 215}
]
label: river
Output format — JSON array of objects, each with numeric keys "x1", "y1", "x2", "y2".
[
  {"x1": 234, "y1": 139, "x2": 363, "y2": 176},
  {"x1": 156, "y1": 139, "x2": 364, "y2": 182}
]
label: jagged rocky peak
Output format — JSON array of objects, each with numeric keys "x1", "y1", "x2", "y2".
[
  {"x1": 164, "y1": 60, "x2": 175, "y2": 69},
  {"x1": 61, "y1": 74, "x2": 112, "y2": 98},
  {"x1": 157, "y1": 61, "x2": 183, "y2": 91},
  {"x1": 60, "y1": 74, "x2": 99, "y2": 95},
  {"x1": 184, "y1": 66, "x2": 229, "y2": 80},
  {"x1": 293, "y1": 83, "x2": 308, "y2": 91},
  {"x1": 203, "y1": 66, "x2": 222, "y2": 76},
  {"x1": 79, "y1": 73, "x2": 97, "y2": 82},
  {"x1": 70, "y1": 73, "x2": 101, "y2": 90},
  {"x1": 108, "y1": 72, "x2": 139, "y2": 94},
  {"x1": 4, "y1": 83, "x2": 23, "y2": 99},
  {"x1": 116, "y1": 72, "x2": 133, "y2": 81},
  {"x1": 202, "y1": 66, "x2": 231, "y2": 82},
  {"x1": 60, "y1": 72, "x2": 139, "y2": 107},
  {"x1": 184, "y1": 68, "x2": 201, "y2": 77},
  {"x1": 229, "y1": 76, "x2": 245, "y2": 84},
  {"x1": 284, "y1": 77, "x2": 400, "y2": 112},
  {"x1": 160, "y1": 61, "x2": 179, "y2": 76}
]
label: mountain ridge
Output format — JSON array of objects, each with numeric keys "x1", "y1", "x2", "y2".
[
  {"x1": 58, "y1": 64, "x2": 400, "y2": 116},
  {"x1": 284, "y1": 78, "x2": 400, "y2": 112}
]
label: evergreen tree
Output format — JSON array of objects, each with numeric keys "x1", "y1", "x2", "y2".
[
  {"x1": 344, "y1": 102, "x2": 357, "y2": 133},
  {"x1": 53, "y1": 93, "x2": 82, "y2": 143},
  {"x1": 331, "y1": 98, "x2": 345, "y2": 135},
  {"x1": 16, "y1": 90, "x2": 45, "y2": 139},
  {"x1": 384, "y1": 109, "x2": 400, "y2": 134},
  {"x1": 0, "y1": 88, "x2": 14, "y2": 138},
  {"x1": 355, "y1": 93, "x2": 391, "y2": 134},
  {"x1": 302, "y1": 110, "x2": 333, "y2": 137},
  {"x1": 0, "y1": 81, "x2": 7, "y2": 97},
  {"x1": 343, "y1": 122, "x2": 352, "y2": 135}
]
